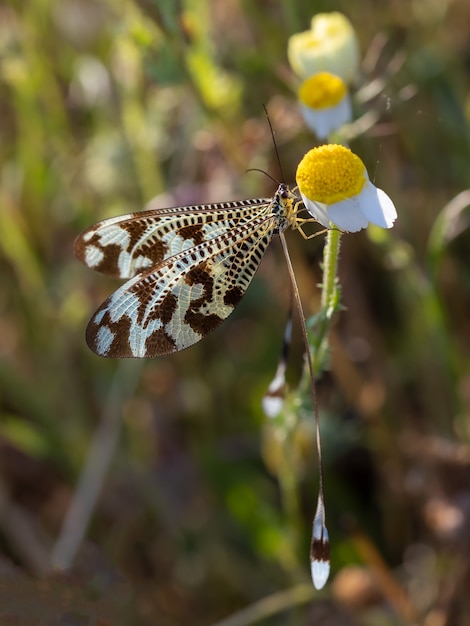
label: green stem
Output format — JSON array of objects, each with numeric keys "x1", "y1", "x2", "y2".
[
  {"x1": 310, "y1": 229, "x2": 342, "y2": 374},
  {"x1": 321, "y1": 228, "x2": 342, "y2": 312}
]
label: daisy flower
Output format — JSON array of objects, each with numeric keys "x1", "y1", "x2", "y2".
[
  {"x1": 298, "y1": 72, "x2": 352, "y2": 139},
  {"x1": 287, "y1": 12, "x2": 360, "y2": 84},
  {"x1": 296, "y1": 144, "x2": 397, "y2": 232}
]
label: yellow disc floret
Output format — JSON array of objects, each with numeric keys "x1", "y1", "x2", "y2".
[
  {"x1": 298, "y1": 72, "x2": 347, "y2": 109},
  {"x1": 296, "y1": 144, "x2": 366, "y2": 204}
]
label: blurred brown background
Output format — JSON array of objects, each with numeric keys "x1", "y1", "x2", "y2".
[{"x1": 1, "y1": 0, "x2": 470, "y2": 624}]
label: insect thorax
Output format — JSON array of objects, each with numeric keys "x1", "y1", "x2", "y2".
[{"x1": 272, "y1": 183, "x2": 299, "y2": 234}]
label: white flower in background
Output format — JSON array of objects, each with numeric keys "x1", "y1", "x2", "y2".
[
  {"x1": 288, "y1": 12, "x2": 360, "y2": 84},
  {"x1": 296, "y1": 144, "x2": 397, "y2": 232},
  {"x1": 298, "y1": 72, "x2": 352, "y2": 139}
]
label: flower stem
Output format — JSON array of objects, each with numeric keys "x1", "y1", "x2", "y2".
[
  {"x1": 311, "y1": 228, "x2": 342, "y2": 374},
  {"x1": 322, "y1": 228, "x2": 342, "y2": 312}
]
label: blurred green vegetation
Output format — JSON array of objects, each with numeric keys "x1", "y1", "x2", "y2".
[{"x1": 1, "y1": 0, "x2": 470, "y2": 624}]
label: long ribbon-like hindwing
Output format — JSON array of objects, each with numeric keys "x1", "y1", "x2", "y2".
[{"x1": 75, "y1": 182, "x2": 330, "y2": 587}]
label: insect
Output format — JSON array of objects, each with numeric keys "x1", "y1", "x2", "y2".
[
  {"x1": 75, "y1": 153, "x2": 330, "y2": 589},
  {"x1": 75, "y1": 184, "x2": 314, "y2": 358}
]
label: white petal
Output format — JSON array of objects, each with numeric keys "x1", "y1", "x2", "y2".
[
  {"x1": 326, "y1": 196, "x2": 369, "y2": 232},
  {"x1": 301, "y1": 193, "x2": 332, "y2": 228},
  {"x1": 300, "y1": 96, "x2": 352, "y2": 140},
  {"x1": 335, "y1": 94, "x2": 352, "y2": 127},
  {"x1": 301, "y1": 105, "x2": 332, "y2": 140},
  {"x1": 358, "y1": 181, "x2": 397, "y2": 228}
]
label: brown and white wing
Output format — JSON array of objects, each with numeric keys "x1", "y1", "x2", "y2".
[
  {"x1": 85, "y1": 214, "x2": 277, "y2": 357},
  {"x1": 75, "y1": 199, "x2": 271, "y2": 279}
]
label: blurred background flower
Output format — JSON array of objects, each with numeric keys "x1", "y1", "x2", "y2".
[
  {"x1": 298, "y1": 72, "x2": 352, "y2": 139},
  {"x1": 287, "y1": 12, "x2": 360, "y2": 83}
]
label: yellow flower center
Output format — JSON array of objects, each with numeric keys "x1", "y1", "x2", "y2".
[
  {"x1": 298, "y1": 72, "x2": 347, "y2": 109},
  {"x1": 296, "y1": 144, "x2": 366, "y2": 204}
]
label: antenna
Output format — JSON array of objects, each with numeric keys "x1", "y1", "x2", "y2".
[
  {"x1": 245, "y1": 168, "x2": 280, "y2": 185},
  {"x1": 263, "y1": 104, "x2": 286, "y2": 183}
]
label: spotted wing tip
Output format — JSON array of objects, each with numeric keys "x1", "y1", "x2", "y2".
[
  {"x1": 310, "y1": 528, "x2": 330, "y2": 590},
  {"x1": 311, "y1": 556, "x2": 330, "y2": 590},
  {"x1": 261, "y1": 391, "x2": 284, "y2": 418}
]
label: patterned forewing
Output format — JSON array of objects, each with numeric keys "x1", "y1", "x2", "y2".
[
  {"x1": 75, "y1": 198, "x2": 272, "y2": 279},
  {"x1": 85, "y1": 213, "x2": 278, "y2": 357}
]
